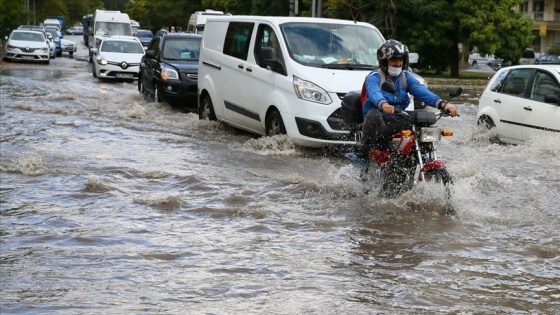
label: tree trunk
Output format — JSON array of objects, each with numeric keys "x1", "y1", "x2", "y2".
[{"x1": 449, "y1": 42, "x2": 460, "y2": 78}]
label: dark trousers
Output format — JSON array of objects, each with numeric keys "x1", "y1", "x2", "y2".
[{"x1": 359, "y1": 109, "x2": 413, "y2": 158}]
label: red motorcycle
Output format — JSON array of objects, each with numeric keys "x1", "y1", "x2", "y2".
[{"x1": 341, "y1": 82, "x2": 462, "y2": 212}]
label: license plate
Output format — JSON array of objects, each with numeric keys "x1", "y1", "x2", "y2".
[
  {"x1": 117, "y1": 73, "x2": 133, "y2": 78},
  {"x1": 21, "y1": 56, "x2": 34, "y2": 60}
]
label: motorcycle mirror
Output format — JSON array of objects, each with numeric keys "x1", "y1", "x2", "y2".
[
  {"x1": 381, "y1": 81, "x2": 397, "y2": 94},
  {"x1": 448, "y1": 87, "x2": 462, "y2": 98}
]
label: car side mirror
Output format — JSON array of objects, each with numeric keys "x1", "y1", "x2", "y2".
[
  {"x1": 90, "y1": 48, "x2": 98, "y2": 54},
  {"x1": 146, "y1": 49, "x2": 156, "y2": 58},
  {"x1": 544, "y1": 94, "x2": 560, "y2": 105}
]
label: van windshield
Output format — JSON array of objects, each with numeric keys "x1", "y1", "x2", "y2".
[
  {"x1": 95, "y1": 22, "x2": 132, "y2": 36},
  {"x1": 280, "y1": 22, "x2": 384, "y2": 68}
]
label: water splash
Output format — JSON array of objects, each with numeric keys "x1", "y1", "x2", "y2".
[{"x1": 16, "y1": 152, "x2": 45, "y2": 175}]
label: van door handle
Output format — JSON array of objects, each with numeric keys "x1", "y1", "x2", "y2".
[
  {"x1": 494, "y1": 99, "x2": 501, "y2": 103},
  {"x1": 523, "y1": 106, "x2": 532, "y2": 111},
  {"x1": 238, "y1": 64, "x2": 244, "y2": 69},
  {"x1": 246, "y1": 67, "x2": 252, "y2": 72}
]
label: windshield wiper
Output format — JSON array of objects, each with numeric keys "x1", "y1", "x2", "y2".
[{"x1": 320, "y1": 63, "x2": 375, "y2": 70}]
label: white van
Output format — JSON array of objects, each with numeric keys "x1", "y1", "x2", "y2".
[
  {"x1": 198, "y1": 16, "x2": 398, "y2": 148},
  {"x1": 187, "y1": 9, "x2": 229, "y2": 35},
  {"x1": 88, "y1": 9, "x2": 132, "y2": 62},
  {"x1": 43, "y1": 19, "x2": 61, "y2": 31},
  {"x1": 130, "y1": 20, "x2": 141, "y2": 33}
]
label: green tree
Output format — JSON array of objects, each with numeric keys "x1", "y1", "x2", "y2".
[
  {"x1": 0, "y1": 0, "x2": 26, "y2": 39},
  {"x1": 397, "y1": 0, "x2": 534, "y2": 77}
]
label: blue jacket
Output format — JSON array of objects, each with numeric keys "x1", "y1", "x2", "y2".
[{"x1": 362, "y1": 70, "x2": 444, "y2": 117}]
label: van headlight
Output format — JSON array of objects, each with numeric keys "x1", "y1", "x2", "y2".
[
  {"x1": 161, "y1": 67, "x2": 179, "y2": 81},
  {"x1": 420, "y1": 127, "x2": 442, "y2": 142},
  {"x1": 292, "y1": 75, "x2": 332, "y2": 104}
]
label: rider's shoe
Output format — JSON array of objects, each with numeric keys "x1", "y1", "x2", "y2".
[{"x1": 345, "y1": 152, "x2": 369, "y2": 171}]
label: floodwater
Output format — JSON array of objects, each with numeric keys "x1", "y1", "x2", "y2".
[{"x1": 1, "y1": 37, "x2": 559, "y2": 314}]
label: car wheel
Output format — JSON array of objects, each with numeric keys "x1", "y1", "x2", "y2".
[
  {"x1": 472, "y1": 60, "x2": 478, "y2": 66},
  {"x1": 265, "y1": 109, "x2": 286, "y2": 136},
  {"x1": 69, "y1": 52, "x2": 73, "y2": 56},
  {"x1": 477, "y1": 115, "x2": 495, "y2": 129},
  {"x1": 92, "y1": 63, "x2": 97, "y2": 78},
  {"x1": 199, "y1": 94, "x2": 217, "y2": 121}
]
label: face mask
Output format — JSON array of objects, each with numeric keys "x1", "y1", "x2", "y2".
[{"x1": 387, "y1": 66, "x2": 402, "y2": 77}]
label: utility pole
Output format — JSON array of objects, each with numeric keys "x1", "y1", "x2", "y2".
[
  {"x1": 312, "y1": 0, "x2": 316, "y2": 17},
  {"x1": 26, "y1": 0, "x2": 30, "y2": 24}
]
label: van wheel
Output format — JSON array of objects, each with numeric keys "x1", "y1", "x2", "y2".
[
  {"x1": 265, "y1": 110, "x2": 286, "y2": 136},
  {"x1": 199, "y1": 95, "x2": 216, "y2": 121}
]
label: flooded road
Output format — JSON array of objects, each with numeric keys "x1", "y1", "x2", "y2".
[{"x1": 1, "y1": 36, "x2": 559, "y2": 314}]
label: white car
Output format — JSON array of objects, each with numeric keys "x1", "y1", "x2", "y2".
[
  {"x1": 91, "y1": 37, "x2": 145, "y2": 80},
  {"x1": 61, "y1": 38, "x2": 77, "y2": 56},
  {"x1": 477, "y1": 65, "x2": 560, "y2": 144},
  {"x1": 468, "y1": 47, "x2": 493, "y2": 66},
  {"x1": 4, "y1": 29, "x2": 50, "y2": 64}
]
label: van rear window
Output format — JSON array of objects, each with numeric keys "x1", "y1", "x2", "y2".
[{"x1": 522, "y1": 49, "x2": 535, "y2": 59}]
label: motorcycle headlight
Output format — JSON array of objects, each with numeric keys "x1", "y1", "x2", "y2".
[
  {"x1": 293, "y1": 75, "x2": 332, "y2": 104},
  {"x1": 161, "y1": 67, "x2": 179, "y2": 80},
  {"x1": 420, "y1": 127, "x2": 442, "y2": 142}
]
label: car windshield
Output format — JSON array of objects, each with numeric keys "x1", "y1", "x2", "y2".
[
  {"x1": 46, "y1": 30, "x2": 58, "y2": 39},
  {"x1": 163, "y1": 38, "x2": 201, "y2": 60},
  {"x1": 12, "y1": 31, "x2": 44, "y2": 42},
  {"x1": 280, "y1": 22, "x2": 384, "y2": 68},
  {"x1": 137, "y1": 31, "x2": 153, "y2": 39},
  {"x1": 101, "y1": 40, "x2": 144, "y2": 53}
]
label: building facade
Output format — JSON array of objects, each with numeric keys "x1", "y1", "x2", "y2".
[{"x1": 519, "y1": 0, "x2": 560, "y2": 53}]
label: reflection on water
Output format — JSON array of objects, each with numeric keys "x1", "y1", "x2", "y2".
[{"x1": 0, "y1": 68, "x2": 68, "y2": 79}]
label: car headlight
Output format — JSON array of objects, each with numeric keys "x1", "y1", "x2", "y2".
[
  {"x1": 420, "y1": 127, "x2": 442, "y2": 142},
  {"x1": 292, "y1": 75, "x2": 332, "y2": 104},
  {"x1": 161, "y1": 68, "x2": 179, "y2": 80},
  {"x1": 7, "y1": 44, "x2": 16, "y2": 50},
  {"x1": 96, "y1": 57, "x2": 108, "y2": 65}
]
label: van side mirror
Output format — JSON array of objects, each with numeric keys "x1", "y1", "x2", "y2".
[
  {"x1": 258, "y1": 46, "x2": 286, "y2": 76},
  {"x1": 381, "y1": 81, "x2": 397, "y2": 94}
]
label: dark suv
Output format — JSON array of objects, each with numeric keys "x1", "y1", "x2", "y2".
[{"x1": 138, "y1": 33, "x2": 202, "y2": 107}]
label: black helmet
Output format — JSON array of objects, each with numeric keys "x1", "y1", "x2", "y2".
[{"x1": 377, "y1": 39, "x2": 409, "y2": 72}]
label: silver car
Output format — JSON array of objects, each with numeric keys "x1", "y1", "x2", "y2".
[{"x1": 4, "y1": 29, "x2": 50, "y2": 64}]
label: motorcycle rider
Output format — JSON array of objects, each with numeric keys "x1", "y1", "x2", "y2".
[{"x1": 347, "y1": 39, "x2": 460, "y2": 169}]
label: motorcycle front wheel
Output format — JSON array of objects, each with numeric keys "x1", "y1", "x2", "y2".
[{"x1": 425, "y1": 168, "x2": 455, "y2": 215}]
